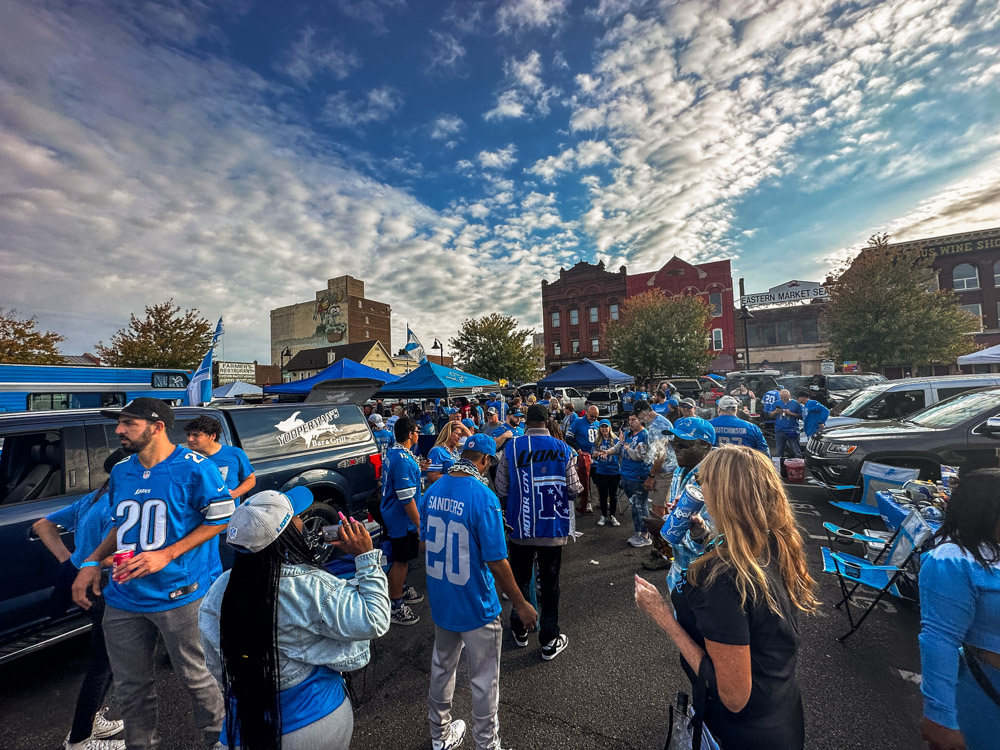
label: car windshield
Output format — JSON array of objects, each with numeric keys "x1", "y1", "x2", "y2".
[
  {"x1": 587, "y1": 390, "x2": 616, "y2": 401},
  {"x1": 906, "y1": 389, "x2": 1000, "y2": 429},
  {"x1": 827, "y1": 374, "x2": 886, "y2": 392},
  {"x1": 832, "y1": 383, "x2": 892, "y2": 416},
  {"x1": 724, "y1": 375, "x2": 780, "y2": 395}
]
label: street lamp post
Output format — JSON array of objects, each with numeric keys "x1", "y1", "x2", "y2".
[
  {"x1": 280, "y1": 347, "x2": 291, "y2": 382},
  {"x1": 432, "y1": 338, "x2": 444, "y2": 365},
  {"x1": 738, "y1": 307, "x2": 754, "y2": 369}
]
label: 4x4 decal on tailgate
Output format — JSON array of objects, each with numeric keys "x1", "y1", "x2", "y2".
[{"x1": 275, "y1": 409, "x2": 343, "y2": 448}]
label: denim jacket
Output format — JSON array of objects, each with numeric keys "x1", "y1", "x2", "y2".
[{"x1": 199, "y1": 549, "x2": 391, "y2": 691}]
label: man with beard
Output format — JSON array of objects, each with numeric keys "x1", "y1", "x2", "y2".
[{"x1": 72, "y1": 398, "x2": 231, "y2": 750}]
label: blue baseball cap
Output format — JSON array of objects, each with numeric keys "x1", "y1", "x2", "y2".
[
  {"x1": 446, "y1": 407, "x2": 459, "y2": 415},
  {"x1": 666, "y1": 398, "x2": 679, "y2": 407},
  {"x1": 662, "y1": 417, "x2": 716, "y2": 445},
  {"x1": 461, "y1": 418, "x2": 475, "y2": 429},
  {"x1": 598, "y1": 418, "x2": 611, "y2": 427},
  {"x1": 463, "y1": 433, "x2": 497, "y2": 457}
]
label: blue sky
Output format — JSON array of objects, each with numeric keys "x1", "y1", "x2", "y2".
[{"x1": 2, "y1": 0, "x2": 999, "y2": 364}]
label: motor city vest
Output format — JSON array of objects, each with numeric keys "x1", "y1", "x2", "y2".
[{"x1": 504, "y1": 434, "x2": 573, "y2": 541}]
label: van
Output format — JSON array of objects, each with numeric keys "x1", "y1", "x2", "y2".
[{"x1": 825, "y1": 374, "x2": 1000, "y2": 429}]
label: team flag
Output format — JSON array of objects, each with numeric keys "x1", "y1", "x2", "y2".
[
  {"x1": 185, "y1": 317, "x2": 224, "y2": 406},
  {"x1": 404, "y1": 325, "x2": 427, "y2": 363}
]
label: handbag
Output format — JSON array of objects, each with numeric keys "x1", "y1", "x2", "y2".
[
  {"x1": 963, "y1": 644, "x2": 1000, "y2": 709},
  {"x1": 664, "y1": 656, "x2": 721, "y2": 750}
]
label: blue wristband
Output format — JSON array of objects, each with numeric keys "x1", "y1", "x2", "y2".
[{"x1": 79, "y1": 561, "x2": 100, "y2": 568}]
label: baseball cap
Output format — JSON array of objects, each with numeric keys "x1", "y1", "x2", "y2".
[
  {"x1": 368, "y1": 413, "x2": 385, "y2": 428},
  {"x1": 446, "y1": 407, "x2": 459, "y2": 415},
  {"x1": 717, "y1": 395, "x2": 740, "y2": 410},
  {"x1": 526, "y1": 404, "x2": 548, "y2": 422},
  {"x1": 463, "y1": 433, "x2": 497, "y2": 457},
  {"x1": 679, "y1": 398, "x2": 697, "y2": 408},
  {"x1": 666, "y1": 398, "x2": 679, "y2": 407},
  {"x1": 598, "y1": 418, "x2": 611, "y2": 427},
  {"x1": 511, "y1": 410, "x2": 525, "y2": 418},
  {"x1": 662, "y1": 417, "x2": 716, "y2": 445},
  {"x1": 461, "y1": 418, "x2": 476, "y2": 429},
  {"x1": 486, "y1": 406, "x2": 499, "y2": 416},
  {"x1": 634, "y1": 399, "x2": 651, "y2": 413},
  {"x1": 100, "y1": 397, "x2": 175, "y2": 429},
  {"x1": 226, "y1": 487, "x2": 314, "y2": 554}
]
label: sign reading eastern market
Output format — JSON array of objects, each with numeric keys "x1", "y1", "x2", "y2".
[{"x1": 740, "y1": 280, "x2": 829, "y2": 308}]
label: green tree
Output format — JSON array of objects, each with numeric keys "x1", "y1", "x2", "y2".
[
  {"x1": 450, "y1": 314, "x2": 542, "y2": 383},
  {"x1": 0, "y1": 307, "x2": 65, "y2": 363},
  {"x1": 96, "y1": 300, "x2": 213, "y2": 369},
  {"x1": 821, "y1": 233, "x2": 979, "y2": 370},
  {"x1": 604, "y1": 291, "x2": 713, "y2": 378}
]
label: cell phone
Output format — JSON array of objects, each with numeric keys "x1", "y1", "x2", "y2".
[{"x1": 322, "y1": 520, "x2": 381, "y2": 543}]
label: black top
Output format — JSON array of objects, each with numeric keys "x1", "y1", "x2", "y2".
[{"x1": 671, "y1": 539, "x2": 802, "y2": 729}]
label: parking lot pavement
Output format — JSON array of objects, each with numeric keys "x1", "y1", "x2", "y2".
[{"x1": 0, "y1": 481, "x2": 926, "y2": 750}]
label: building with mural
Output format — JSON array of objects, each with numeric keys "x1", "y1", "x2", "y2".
[{"x1": 269, "y1": 275, "x2": 391, "y2": 366}]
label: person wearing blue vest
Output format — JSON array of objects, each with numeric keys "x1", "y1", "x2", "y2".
[
  {"x1": 795, "y1": 389, "x2": 830, "y2": 437},
  {"x1": 496, "y1": 405, "x2": 583, "y2": 660},
  {"x1": 710, "y1": 396, "x2": 770, "y2": 455},
  {"x1": 369, "y1": 413, "x2": 395, "y2": 457},
  {"x1": 423, "y1": 434, "x2": 537, "y2": 750},
  {"x1": 769, "y1": 389, "x2": 803, "y2": 460}
]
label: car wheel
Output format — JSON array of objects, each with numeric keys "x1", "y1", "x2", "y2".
[{"x1": 299, "y1": 501, "x2": 342, "y2": 566}]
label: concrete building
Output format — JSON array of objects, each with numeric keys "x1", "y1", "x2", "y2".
[
  {"x1": 270, "y1": 276, "x2": 391, "y2": 366},
  {"x1": 733, "y1": 297, "x2": 828, "y2": 375}
]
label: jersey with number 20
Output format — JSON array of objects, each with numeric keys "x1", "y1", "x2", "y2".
[{"x1": 104, "y1": 446, "x2": 234, "y2": 613}]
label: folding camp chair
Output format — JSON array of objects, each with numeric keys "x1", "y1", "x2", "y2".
[
  {"x1": 820, "y1": 509, "x2": 934, "y2": 642},
  {"x1": 829, "y1": 462, "x2": 919, "y2": 529}
]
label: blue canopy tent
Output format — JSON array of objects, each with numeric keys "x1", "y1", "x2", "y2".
[
  {"x1": 374, "y1": 360, "x2": 497, "y2": 399},
  {"x1": 536, "y1": 358, "x2": 634, "y2": 389},
  {"x1": 263, "y1": 358, "x2": 399, "y2": 396},
  {"x1": 211, "y1": 381, "x2": 262, "y2": 398}
]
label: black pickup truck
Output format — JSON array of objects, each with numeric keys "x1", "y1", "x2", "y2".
[{"x1": 0, "y1": 403, "x2": 382, "y2": 664}]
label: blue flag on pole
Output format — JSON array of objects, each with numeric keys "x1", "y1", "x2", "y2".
[
  {"x1": 185, "y1": 317, "x2": 224, "y2": 406},
  {"x1": 404, "y1": 325, "x2": 427, "y2": 363}
]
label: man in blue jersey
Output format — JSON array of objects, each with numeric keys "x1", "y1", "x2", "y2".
[
  {"x1": 565, "y1": 405, "x2": 600, "y2": 515},
  {"x1": 769, "y1": 388, "x2": 803, "y2": 459},
  {"x1": 368, "y1": 413, "x2": 394, "y2": 457},
  {"x1": 496, "y1": 405, "x2": 583, "y2": 660},
  {"x1": 423, "y1": 434, "x2": 537, "y2": 750},
  {"x1": 760, "y1": 387, "x2": 781, "y2": 424},
  {"x1": 710, "y1": 396, "x2": 770, "y2": 454},
  {"x1": 796, "y1": 388, "x2": 830, "y2": 438},
  {"x1": 621, "y1": 386, "x2": 636, "y2": 414},
  {"x1": 650, "y1": 390, "x2": 670, "y2": 416},
  {"x1": 71, "y1": 398, "x2": 231, "y2": 750},
  {"x1": 381, "y1": 416, "x2": 426, "y2": 626}
]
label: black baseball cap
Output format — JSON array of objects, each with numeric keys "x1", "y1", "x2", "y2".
[
  {"x1": 526, "y1": 404, "x2": 548, "y2": 422},
  {"x1": 634, "y1": 399, "x2": 651, "y2": 413},
  {"x1": 101, "y1": 397, "x2": 175, "y2": 429}
]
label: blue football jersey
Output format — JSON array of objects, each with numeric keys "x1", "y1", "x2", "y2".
[
  {"x1": 206, "y1": 445, "x2": 253, "y2": 494},
  {"x1": 427, "y1": 445, "x2": 459, "y2": 474},
  {"x1": 104, "y1": 446, "x2": 234, "y2": 613},
  {"x1": 381, "y1": 444, "x2": 421, "y2": 538},
  {"x1": 568, "y1": 416, "x2": 599, "y2": 453},
  {"x1": 45, "y1": 489, "x2": 116, "y2": 570},
  {"x1": 423, "y1": 474, "x2": 507, "y2": 632},
  {"x1": 372, "y1": 428, "x2": 394, "y2": 457}
]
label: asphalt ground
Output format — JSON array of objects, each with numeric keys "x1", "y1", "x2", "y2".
[{"x1": 0, "y1": 482, "x2": 925, "y2": 750}]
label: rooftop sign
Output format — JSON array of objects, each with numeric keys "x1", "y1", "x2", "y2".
[{"x1": 740, "y1": 280, "x2": 828, "y2": 308}]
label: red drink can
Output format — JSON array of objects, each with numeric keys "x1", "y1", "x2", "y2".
[{"x1": 113, "y1": 549, "x2": 134, "y2": 570}]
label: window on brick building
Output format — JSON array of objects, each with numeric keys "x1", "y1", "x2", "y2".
[
  {"x1": 709, "y1": 292, "x2": 723, "y2": 317},
  {"x1": 591, "y1": 337, "x2": 599, "y2": 353},
  {"x1": 572, "y1": 340, "x2": 580, "y2": 354},
  {"x1": 953, "y1": 264, "x2": 979, "y2": 291},
  {"x1": 610, "y1": 304, "x2": 619, "y2": 320},
  {"x1": 800, "y1": 318, "x2": 819, "y2": 343},
  {"x1": 552, "y1": 311, "x2": 560, "y2": 327},
  {"x1": 960, "y1": 303, "x2": 983, "y2": 331},
  {"x1": 570, "y1": 309, "x2": 579, "y2": 326},
  {"x1": 589, "y1": 306, "x2": 598, "y2": 323},
  {"x1": 553, "y1": 341, "x2": 561, "y2": 356},
  {"x1": 711, "y1": 329, "x2": 723, "y2": 351}
]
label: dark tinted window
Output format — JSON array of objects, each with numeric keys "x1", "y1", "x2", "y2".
[
  {"x1": 937, "y1": 385, "x2": 986, "y2": 401},
  {"x1": 0, "y1": 429, "x2": 66, "y2": 504},
  {"x1": 827, "y1": 375, "x2": 886, "y2": 391},
  {"x1": 152, "y1": 372, "x2": 189, "y2": 388},
  {"x1": 225, "y1": 405, "x2": 370, "y2": 461},
  {"x1": 29, "y1": 392, "x2": 125, "y2": 411},
  {"x1": 776, "y1": 321, "x2": 793, "y2": 345},
  {"x1": 800, "y1": 318, "x2": 819, "y2": 343}
]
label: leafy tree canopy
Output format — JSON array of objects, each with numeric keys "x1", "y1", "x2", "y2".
[
  {"x1": 604, "y1": 291, "x2": 713, "y2": 379},
  {"x1": 450, "y1": 313, "x2": 542, "y2": 383},
  {"x1": 95, "y1": 300, "x2": 213, "y2": 369},
  {"x1": 0, "y1": 307, "x2": 65, "y2": 364},
  {"x1": 821, "y1": 233, "x2": 979, "y2": 370}
]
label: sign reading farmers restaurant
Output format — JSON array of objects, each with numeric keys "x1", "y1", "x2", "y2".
[
  {"x1": 216, "y1": 361, "x2": 256, "y2": 385},
  {"x1": 740, "y1": 280, "x2": 829, "y2": 308}
]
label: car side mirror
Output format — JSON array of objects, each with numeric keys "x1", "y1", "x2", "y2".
[{"x1": 982, "y1": 416, "x2": 1000, "y2": 434}]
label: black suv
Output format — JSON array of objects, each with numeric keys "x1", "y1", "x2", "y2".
[
  {"x1": 0, "y1": 403, "x2": 380, "y2": 663},
  {"x1": 805, "y1": 386, "x2": 1000, "y2": 499}
]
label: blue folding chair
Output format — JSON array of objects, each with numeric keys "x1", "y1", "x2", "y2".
[
  {"x1": 820, "y1": 509, "x2": 934, "y2": 642},
  {"x1": 829, "y1": 461, "x2": 919, "y2": 529}
]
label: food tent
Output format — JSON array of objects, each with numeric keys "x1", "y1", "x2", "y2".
[
  {"x1": 536, "y1": 358, "x2": 634, "y2": 389},
  {"x1": 374, "y1": 360, "x2": 497, "y2": 399},
  {"x1": 263, "y1": 358, "x2": 399, "y2": 395},
  {"x1": 957, "y1": 344, "x2": 1000, "y2": 365},
  {"x1": 211, "y1": 381, "x2": 263, "y2": 398}
]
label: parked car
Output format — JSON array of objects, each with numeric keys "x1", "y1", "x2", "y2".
[
  {"x1": 722, "y1": 370, "x2": 781, "y2": 415},
  {"x1": 585, "y1": 387, "x2": 625, "y2": 419},
  {"x1": 545, "y1": 386, "x2": 589, "y2": 412},
  {"x1": 0, "y1": 402, "x2": 381, "y2": 664},
  {"x1": 804, "y1": 386, "x2": 1000, "y2": 500},
  {"x1": 824, "y1": 373, "x2": 887, "y2": 404},
  {"x1": 665, "y1": 377, "x2": 716, "y2": 402}
]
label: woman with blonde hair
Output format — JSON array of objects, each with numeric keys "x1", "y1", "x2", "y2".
[
  {"x1": 426, "y1": 422, "x2": 468, "y2": 485},
  {"x1": 635, "y1": 445, "x2": 817, "y2": 750}
]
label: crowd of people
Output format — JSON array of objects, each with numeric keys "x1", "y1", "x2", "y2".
[{"x1": 31, "y1": 378, "x2": 998, "y2": 750}]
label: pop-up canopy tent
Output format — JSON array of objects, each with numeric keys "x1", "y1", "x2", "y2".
[
  {"x1": 536, "y1": 358, "x2": 634, "y2": 389},
  {"x1": 211, "y1": 381, "x2": 262, "y2": 398},
  {"x1": 263, "y1": 358, "x2": 399, "y2": 396},
  {"x1": 375, "y1": 360, "x2": 497, "y2": 400},
  {"x1": 958, "y1": 344, "x2": 1000, "y2": 365}
]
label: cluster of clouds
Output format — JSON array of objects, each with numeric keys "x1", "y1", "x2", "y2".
[{"x1": 1, "y1": 0, "x2": 998, "y2": 364}]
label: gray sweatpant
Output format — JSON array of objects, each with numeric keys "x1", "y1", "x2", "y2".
[
  {"x1": 428, "y1": 616, "x2": 503, "y2": 750},
  {"x1": 103, "y1": 600, "x2": 224, "y2": 750}
]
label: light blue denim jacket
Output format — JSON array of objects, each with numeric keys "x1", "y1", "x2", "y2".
[{"x1": 199, "y1": 549, "x2": 390, "y2": 691}]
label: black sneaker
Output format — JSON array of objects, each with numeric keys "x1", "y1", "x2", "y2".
[
  {"x1": 512, "y1": 629, "x2": 529, "y2": 648},
  {"x1": 541, "y1": 634, "x2": 569, "y2": 661},
  {"x1": 402, "y1": 585, "x2": 424, "y2": 604},
  {"x1": 390, "y1": 603, "x2": 420, "y2": 626}
]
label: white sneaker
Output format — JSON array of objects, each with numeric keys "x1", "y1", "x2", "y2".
[
  {"x1": 541, "y1": 633, "x2": 569, "y2": 661},
  {"x1": 635, "y1": 532, "x2": 653, "y2": 548},
  {"x1": 610, "y1": 515, "x2": 621, "y2": 527},
  {"x1": 92, "y1": 707, "x2": 123, "y2": 739},
  {"x1": 432, "y1": 719, "x2": 467, "y2": 750},
  {"x1": 64, "y1": 736, "x2": 125, "y2": 750},
  {"x1": 597, "y1": 516, "x2": 607, "y2": 526}
]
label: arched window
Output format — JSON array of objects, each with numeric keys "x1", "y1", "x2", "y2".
[{"x1": 953, "y1": 263, "x2": 979, "y2": 291}]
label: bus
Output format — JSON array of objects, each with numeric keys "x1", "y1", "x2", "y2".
[{"x1": 0, "y1": 364, "x2": 191, "y2": 413}]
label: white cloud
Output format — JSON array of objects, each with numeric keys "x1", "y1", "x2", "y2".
[
  {"x1": 484, "y1": 50, "x2": 561, "y2": 122},
  {"x1": 484, "y1": 90, "x2": 526, "y2": 121},
  {"x1": 430, "y1": 114, "x2": 465, "y2": 140},
  {"x1": 427, "y1": 30, "x2": 466, "y2": 73},
  {"x1": 323, "y1": 87, "x2": 403, "y2": 127},
  {"x1": 496, "y1": 0, "x2": 571, "y2": 33},
  {"x1": 477, "y1": 144, "x2": 518, "y2": 170},
  {"x1": 277, "y1": 27, "x2": 360, "y2": 83}
]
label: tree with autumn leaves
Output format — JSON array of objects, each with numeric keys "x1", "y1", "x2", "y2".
[
  {"x1": 96, "y1": 300, "x2": 214, "y2": 370},
  {"x1": 0, "y1": 308, "x2": 65, "y2": 364}
]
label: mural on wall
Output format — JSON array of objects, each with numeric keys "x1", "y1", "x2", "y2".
[{"x1": 314, "y1": 292, "x2": 347, "y2": 343}]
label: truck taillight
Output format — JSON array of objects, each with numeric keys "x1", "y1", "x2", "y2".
[{"x1": 369, "y1": 451, "x2": 382, "y2": 480}]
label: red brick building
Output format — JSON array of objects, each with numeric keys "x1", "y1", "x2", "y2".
[{"x1": 540, "y1": 256, "x2": 736, "y2": 374}]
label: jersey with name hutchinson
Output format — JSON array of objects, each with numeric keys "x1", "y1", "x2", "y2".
[{"x1": 104, "y1": 446, "x2": 234, "y2": 613}]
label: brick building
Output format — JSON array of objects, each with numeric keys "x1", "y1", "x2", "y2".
[
  {"x1": 269, "y1": 275, "x2": 391, "y2": 366},
  {"x1": 540, "y1": 261, "x2": 628, "y2": 372}
]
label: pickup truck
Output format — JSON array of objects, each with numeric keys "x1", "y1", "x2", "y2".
[{"x1": 0, "y1": 403, "x2": 381, "y2": 664}]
